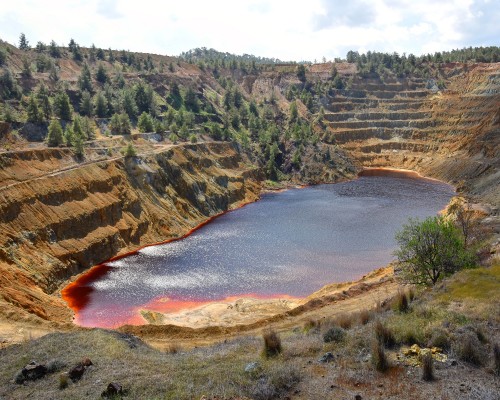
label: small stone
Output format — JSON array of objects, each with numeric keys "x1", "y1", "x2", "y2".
[
  {"x1": 319, "y1": 352, "x2": 334, "y2": 363},
  {"x1": 355, "y1": 395, "x2": 363, "y2": 400},
  {"x1": 68, "y1": 364, "x2": 85, "y2": 382},
  {"x1": 101, "y1": 382, "x2": 123, "y2": 398}
]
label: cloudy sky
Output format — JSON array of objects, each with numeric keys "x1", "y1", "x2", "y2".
[{"x1": 1, "y1": 0, "x2": 498, "y2": 61}]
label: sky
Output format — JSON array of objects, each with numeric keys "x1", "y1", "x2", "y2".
[{"x1": 0, "y1": 0, "x2": 498, "y2": 62}]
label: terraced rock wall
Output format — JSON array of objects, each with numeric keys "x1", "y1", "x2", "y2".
[
  {"x1": 0, "y1": 142, "x2": 261, "y2": 323},
  {"x1": 320, "y1": 64, "x2": 499, "y2": 203}
]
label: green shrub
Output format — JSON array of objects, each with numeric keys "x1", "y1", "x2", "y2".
[{"x1": 323, "y1": 326, "x2": 346, "y2": 343}]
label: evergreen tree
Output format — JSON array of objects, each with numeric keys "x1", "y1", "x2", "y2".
[
  {"x1": 108, "y1": 48, "x2": 115, "y2": 62},
  {"x1": 297, "y1": 64, "x2": 306, "y2": 83},
  {"x1": 89, "y1": 44, "x2": 96, "y2": 62},
  {"x1": 78, "y1": 63, "x2": 93, "y2": 93},
  {"x1": 81, "y1": 116, "x2": 94, "y2": 139},
  {"x1": 21, "y1": 57, "x2": 32, "y2": 78},
  {"x1": 137, "y1": 112, "x2": 154, "y2": 132},
  {"x1": 64, "y1": 124, "x2": 74, "y2": 145},
  {"x1": 80, "y1": 90, "x2": 93, "y2": 116},
  {"x1": 49, "y1": 65, "x2": 60, "y2": 82},
  {"x1": 96, "y1": 47, "x2": 105, "y2": 60},
  {"x1": 72, "y1": 115, "x2": 84, "y2": 138},
  {"x1": 36, "y1": 83, "x2": 52, "y2": 120},
  {"x1": 73, "y1": 132, "x2": 84, "y2": 158},
  {"x1": 289, "y1": 101, "x2": 298, "y2": 122},
  {"x1": 49, "y1": 40, "x2": 61, "y2": 58},
  {"x1": 26, "y1": 94, "x2": 43, "y2": 123},
  {"x1": 109, "y1": 113, "x2": 121, "y2": 135},
  {"x1": 19, "y1": 33, "x2": 30, "y2": 50},
  {"x1": 95, "y1": 63, "x2": 108, "y2": 84},
  {"x1": 47, "y1": 119, "x2": 63, "y2": 147},
  {"x1": 0, "y1": 69, "x2": 21, "y2": 99},
  {"x1": 119, "y1": 113, "x2": 131, "y2": 134},
  {"x1": 184, "y1": 87, "x2": 199, "y2": 112},
  {"x1": 125, "y1": 142, "x2": 136, "y2": 157},
  {"x1": 35, "y1": 41, "x2": 46, "y2": 53},
  {"x1": 54, "y1": 91, "x2": 73, "y2": 120},
  {"x1": 94, "y1": 91, "x2": 108, "y2": 117},
  {"x1": 122, "y1": 88, "x2": 138, "y2": 119}
]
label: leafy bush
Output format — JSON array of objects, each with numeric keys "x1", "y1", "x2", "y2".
[
  {"x1": 323, "y1": 326, "x2": 346, "y2": 343},
  {"x1": 394, "y1": 216, "x2": 475, "y2": 286}
]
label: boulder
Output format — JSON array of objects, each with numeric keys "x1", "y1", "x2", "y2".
[
  {"x1": 68, "y1": 364, "x2": 85, "y2": 382},
  {"x1": 101, "y1": 382, "x2": 124, "y2": 398},
  {"x1": 19, "y1": 361, "x2": 47, "y2": 382}
]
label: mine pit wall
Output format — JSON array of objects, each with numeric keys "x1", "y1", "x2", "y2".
[
  {"x1": 325, "y1": 64, "x2": 499, "y2": 205},
  {"x1": 0, "y1": 142, "x2": 262, "y2": 323}
]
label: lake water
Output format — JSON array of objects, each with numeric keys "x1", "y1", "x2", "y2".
[{"x1": 64, "y1": 173, "x2": 454, "y2": 328}]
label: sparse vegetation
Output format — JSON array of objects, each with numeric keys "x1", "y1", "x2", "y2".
[
  {"x1": 323, "y1": 326, "x2": 346, "y2": 343},
  {"x1": 421, "y1": 351, "x2": 434, "y2": 381},
  {"x1": 262, "y1": 330, "x2": 282, "y2": 358},
  {"x1": 371, "y1": 340, "x2": 390, "y2": 372}
]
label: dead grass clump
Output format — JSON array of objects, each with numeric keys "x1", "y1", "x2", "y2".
[
  {"x1": 167, "y1": 343, "x2": 181, "y2": 354},
  {"x1": 335, "y1": 313, "x2": 354, "y2": 329},
  {"x1": 358, "y1": 309, "x2": 373, "y2": 325},
  {"x1": 371, "y1": 340, "x2": 390, "y2": 372},
  {"x1": 393, "y1": 290, "x2": 409, "y2": 313},
  {"x1": 374, "y1": 320, "x2": 395, "y2": 348},
  {"x1": 493, "y1": 343, "x2": 500, "y2": 376},
  {"x1": 303, "y1": 319, "x2": 321, "y2": 334},
  {"x1": 59, "y1": 373, "x2": 69, "y2": 390},
  {"x1": 428, "y1": 328, "x2": 451, "y2": 350},
  {"x1": 323, "y1": 326, "x2": 346, "y2": 343},
  {"x1": 262, "y1": 330, "x2": 282, "y2": 359},
  {"x1": 248, "y1": 363, "x2": 300, "y2": 400},
  {"x1": 421, "y1": 352, "x2": 434, "y2": 381},
  {"x1": 454, "y1": 331, "x2": 484, "y2": 366}
]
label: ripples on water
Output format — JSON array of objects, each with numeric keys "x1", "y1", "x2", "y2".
[{"x1": 74, "y1": 175, "x2": 454, "y2": 327}]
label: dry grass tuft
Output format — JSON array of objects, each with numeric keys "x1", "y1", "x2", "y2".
[
  {"x1": 421, "y1": 352, "x2": 434, "y2": 381},
  {"x1": 58, "y1": 373, "x2": 69, "y2": 390},
  {"x1": 358, "y1": 309, "x2": 373, "y2": 325},
  {"x1": 167, "y1": 343, "x2": 181, "y2": 354},
  {"x1": 371, "y1": 340, "x2": 390, "y2": 372},
  {"x1": 493, "y1": 343, "x2": 500, "y2": 376},
  {"x1": 454, "y1": 331, "x2": 484, "y2": 366},
  {"x1": 335, "y1": 313, "x2": 354, "y2": 329},
  {"x1": 393, "y1": 290, "x2": 409, "y2": 313},
  {"x1": 303, "y1": 319, "x2": 321, "y2": 334},
  {"x1": 262, "y1": 330, "x2": 282, "y2": 359},
  {"x1": 374, "y1": 320, "x2": 395, "y2": 348}
]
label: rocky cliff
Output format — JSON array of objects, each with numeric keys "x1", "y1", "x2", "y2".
[{"x1": 0, "y1": 142, "x2": 261, "y2": 323}]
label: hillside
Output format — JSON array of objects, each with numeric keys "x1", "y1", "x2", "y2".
[{"x1": 0, "y1": 38, "x2": 499, "y2": 399}]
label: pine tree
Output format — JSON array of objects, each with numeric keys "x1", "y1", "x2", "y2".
[
  {"x1": 137, "y1": 112, "x2": 154, "y2": 132},
  {"x1": 78, "y1": 63, "x2": 93, "y2": 93},
  {"x1": 26, "y1": 94, "x2": 43, "y2": 123},
  {"x1": 21, "y1": 57, "x2": 32, "y2": 78},
  {"x1": 80, "y1": 90, "x2": 93, "y2": 116},
  {"x1": 47, "y1": 119, "x2": 63, "y2": 147},
  {"x1": 94, "y1": 91, "x2": 108, "y2": 118},
  {"x1": 49, "y1": 40, "x2": 61, "y2": 58},
  {"x1": 95, "y1": 63, "x2": 108, "y2": 84},
  {"x1": 36, "y1": 83, "x2": 52, "y2": 120},
  {"x1": 64, "y1": 124, "x2": 74, "y2": 146},
  {"x1": 19, "y1": 33, "x2": 30, "y2": 50},
  {"x1": 54, "y1": 91, "x2": 73, "y2": 120}
]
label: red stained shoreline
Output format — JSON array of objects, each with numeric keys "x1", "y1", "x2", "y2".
[{"x1": 61, "y1": 198, "x2": 260, "y2": 319}]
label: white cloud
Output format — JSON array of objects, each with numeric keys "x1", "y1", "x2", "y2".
[{"x1": 0, "y1": 0, "x2": 497, "y2": 61}]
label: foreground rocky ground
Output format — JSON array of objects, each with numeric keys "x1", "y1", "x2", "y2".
[{"x1": 1, "y1": 263, "x2": 498, "y2": 399}]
